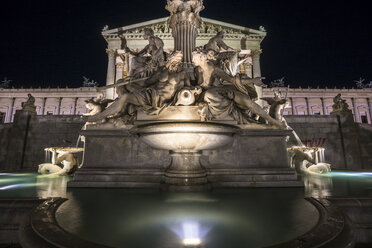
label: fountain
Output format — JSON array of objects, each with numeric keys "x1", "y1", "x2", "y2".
[
  {"x1": 68, "y1": 0, "x2": 301, "y2": 190},
  {"x1": 135, "y1": 122, "x2": 237, "y2": 190},
  {"x1": 38, "y1": 147, "x2": 84, "y2": 176}
]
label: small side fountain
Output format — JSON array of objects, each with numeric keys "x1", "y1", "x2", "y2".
[
  {"x1": 287, "y1": 145, "x2": 331, "y2": 175},
  {"x1": 38, "y1": 147, "x2": 84, "y2": 176}
]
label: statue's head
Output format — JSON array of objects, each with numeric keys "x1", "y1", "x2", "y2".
[
  {"x1": 217, "y1": 31, "x2": 224, "y2": 38},
  {"x1": 143, "y1": 28, "x2": 154, "y2": 40},
  {"x1": 192, "y1": 51, "x2": 208, "y2": 66},
  {"x1": 166, "y1": 51, "x2": 183, "y2": 72}
]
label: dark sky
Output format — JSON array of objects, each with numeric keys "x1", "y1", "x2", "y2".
[{"x1": 0, "y1": 0, "x2": 371, "y2": 88}]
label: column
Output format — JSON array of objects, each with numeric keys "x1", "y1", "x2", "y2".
[
  {"x1": 56, "y1": 97, "x2": 62, "y2": 115},
  {"x1": 106, "y1": 49, "x2": 116, "y2": 100},
  {"x1": 368, "y1": 98, "x2": 372, "y2": 124},
  {"x1": 290, "y1": 97, "x2": 295, "y2": 115},
  {"x1": 305, "y1": 97, "x2": 311, "y2": 115},
  {"x1": 40, "y1": 97, "x2": 46, "y2": 115},
  {"x1": 252, "y1": 49, "x2": 263, "y2": 106},
  {"x1": 5, "y1": 97, "x2": 15, "y2": 123},
  {"x1": 321, "y1": 97, "x2": 327, "y2": 115},
  {"x1": 171, "y1": 21, "x2": 198, "y2": 66},
  {"x1": 245, "y1": 63, "x2": 253, "y2": 78},
  {"x1": 351, "y1": 98, "x2": 359, "y2": 122},
  {"x1": 72, "y1": 97, "x2": 78, "y2": 115}
]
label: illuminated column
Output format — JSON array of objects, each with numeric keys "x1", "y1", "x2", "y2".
[
  {"x1": 245, "y1": 63, "x2": 253, "y2": 78},
  {"x1": 56, "y1": 97, "x2": 62, "y2": 115},
  {"x1": 368, "y1": 98, "x2": 372, "y2": 124},
  {"x1": 252, "y1": 49, "x2": 263, "y2": 106},
  {"x1": 321, "y1": 97, "x2": 327, "y2": 115},
  {"x1": 290, "y1": 97, "x2": 295, "y2": 115},
  {"x1": 40, "y1": 97, "x2": 46, "y2": 115},
  {"x1": 106, "y1": 49, "x2": 116, "y2": 99},
  {"x1": 72, "y1": 97, "x2": 78, "y2": 115},
  {"x1": 5, "y1": 97, "x2": 15, "y2": 123},
  {"x1": 351, "y1": 98, "x2": 359, "y2": 122},
  {"x1": 305, "y1": 97, "x2": 311, "y2": 115}
]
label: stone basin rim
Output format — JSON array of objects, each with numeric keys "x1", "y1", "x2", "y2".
[{"x1": 132, "y1": 121, "x2": 239, "y2": 134}]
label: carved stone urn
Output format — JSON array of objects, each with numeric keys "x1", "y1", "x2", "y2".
[{"x1": 135, "y1": 122, "x2": 236, "y2": 191}]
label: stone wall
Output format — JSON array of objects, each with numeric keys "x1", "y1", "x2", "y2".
[
  {"x1": 1, "y1": 112, "x2": 372, "y2": 172},
  {"x1": 0, "y1": 113, "x2": 84, "y2": 171}
]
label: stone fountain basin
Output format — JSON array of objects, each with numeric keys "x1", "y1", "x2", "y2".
[{"x1": 135, "y1": 122, "x2": 237, "y2": 151}]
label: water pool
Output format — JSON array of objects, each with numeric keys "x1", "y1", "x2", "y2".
[{"x1": 1, "y1": 171, "x2": 372, "y2": 247}]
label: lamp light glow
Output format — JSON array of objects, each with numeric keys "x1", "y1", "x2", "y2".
[{"x1": 183, "y1": 238, "x2": 201, "y2": 246}]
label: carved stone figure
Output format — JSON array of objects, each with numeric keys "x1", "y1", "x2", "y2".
[
  {"x1": 38, "y1": 148, "x2": 79, "y2": 176},
  {"x1": 83, "y1": 96, "x2": 114, "y2": 116},
  {"x1": 192, "y1": 51, "x2": 285, "y2": 128},
  {"x1": 205, "y1": 31, "x2": 233, "y2": 53},
  {"x1": 175, "y1": 87, "x2": 202, "y2": 106},
  {"x1": 290, "y1": 149, "x2": 331, "y2": 175},
  {"x1": 261, "y1": 91, "x2": 288, "y2": 123},
  {"x1": 88, "y1": 51, "x2": 189, "y2": 122},
  {"x1": 21, "y1": 93, "x2": 37, "y2": 114},
  {"x1": 331, "y1": 93, "x2": 351, "y2": 113},
  {"x1": 124, "y1": 28, "x2": 165, "y2": 78}
]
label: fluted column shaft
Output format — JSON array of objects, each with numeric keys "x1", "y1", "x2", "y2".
[
  {"x1": 351, "y1": 98, "x2": 359, "y2": 122},
  {"x1": 40, "y1": 97, "x2": 46, "y2": 115},
  {"x1": 252, "y1": 50, "x2": 263, "y2": 106},
  {"x1": 172, "y1": 23, "x2": 198, "y2": 66},
  {"x1": 6, "y1": 97, "x2": 15, "y2": 123},
  {"x1": 305, "y1": 97, "x2": 311, "y2": 115},
  {"x1": 106, "y1": 49, "x2": 116, "y2": 99},
  {"x1": 321, "y1": 97, "x2": 327, "y2": 115},
  {"x1": 368, "y1": 98, "x2": 372, "y2": 124}
]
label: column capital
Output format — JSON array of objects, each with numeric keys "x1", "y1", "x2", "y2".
[
  {"x1": 116, "y1": 62, "x2": 125, "y2": 70},
  {"x1": 251, "y1": 49, "x2": 262, "y2": 58},
  {"x1": 106, "y1": 49, "x2": 116, "y2": 58}
]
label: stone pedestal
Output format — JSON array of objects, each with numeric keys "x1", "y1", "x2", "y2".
[{"x1": 68, "y1": 127, "x2": 301, "y2": 189}]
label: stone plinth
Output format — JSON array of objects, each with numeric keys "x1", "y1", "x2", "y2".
[
  {"x1": 68, "y1": 127, "x2": 301, "y2": 188},
  {"x1": 206, "y1": 129, "x2": 302, "y2": 187}
]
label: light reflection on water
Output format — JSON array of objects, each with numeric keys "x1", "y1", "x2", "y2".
[{"x1": 0, "y1": 171, "x2": 372, "y2": 247}]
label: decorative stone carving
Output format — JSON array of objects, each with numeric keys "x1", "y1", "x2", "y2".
[
  {"x1": 83, "y1": 96, "x2": 114, "y2": 116},
  {"x1": 289, "y1": 148, "x2": 331, "y2": 175},
  {"x1": 166, "y1": 0, "x2": 204, "y2": 64},
  {"x1": 261, "y1": 91, "x2": 288, "y2": 123},
  {"x1": 204, "y1": 31, "x2": 233, "y2": 53},
  {"x1": 88, "y1": 51, "x2": 189, "y2": 122},
  {"x1": 21, "y1": 93, "x2": 37, "y2": 114},
  {"x1": 331, "y1": 93, "x2": 352, "y2": 114},
  {"x1": 106, "y1": 49, "x2": 116, "y2": 58},
  {"x1": 192, "y1": 50, "x2": 285, "y2": 128},
  {"x1": 123, "y1": 28, "x2": 165, "y2": 78},
  {"x1": 38, "y1": 147, "x2": 83, "y2": 176}
]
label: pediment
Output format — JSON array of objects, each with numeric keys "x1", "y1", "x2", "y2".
[{"x1": 102, "y1": 17, "x2": 266, "y2": 39}]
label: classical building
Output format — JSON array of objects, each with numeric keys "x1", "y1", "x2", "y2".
[{"x1": 1, "y1": 17, "x2": 372, "y2": 124}]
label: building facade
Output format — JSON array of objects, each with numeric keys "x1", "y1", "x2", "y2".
[{"x1": 1, "y1": 17, "x2": 371, "y2": 124}]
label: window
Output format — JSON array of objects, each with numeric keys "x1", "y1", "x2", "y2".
[
  {"x1": 361, "y1": 115, "x2": 368, "y2": 123},
  {"x1": 314, "y1": 112, "x2": 320, "y2": 115},
  {"x1": 0, "y1": 112, "x2": 5, "y2": 123},
  {"x1": 46, "y1": 111, "x2": 54, "y2": 115}
]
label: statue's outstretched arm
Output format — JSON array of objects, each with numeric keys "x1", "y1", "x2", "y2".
[
  {"x1": 213, "y1": 67, "x2": 235, "y2": 83},
  {"x1": 217, "y1": 39, "x2": 233, "y2": 51}
]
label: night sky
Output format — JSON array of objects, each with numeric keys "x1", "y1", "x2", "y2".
[{"x1": 0, "y1": 0, "x2": 371, "y2": 88}]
